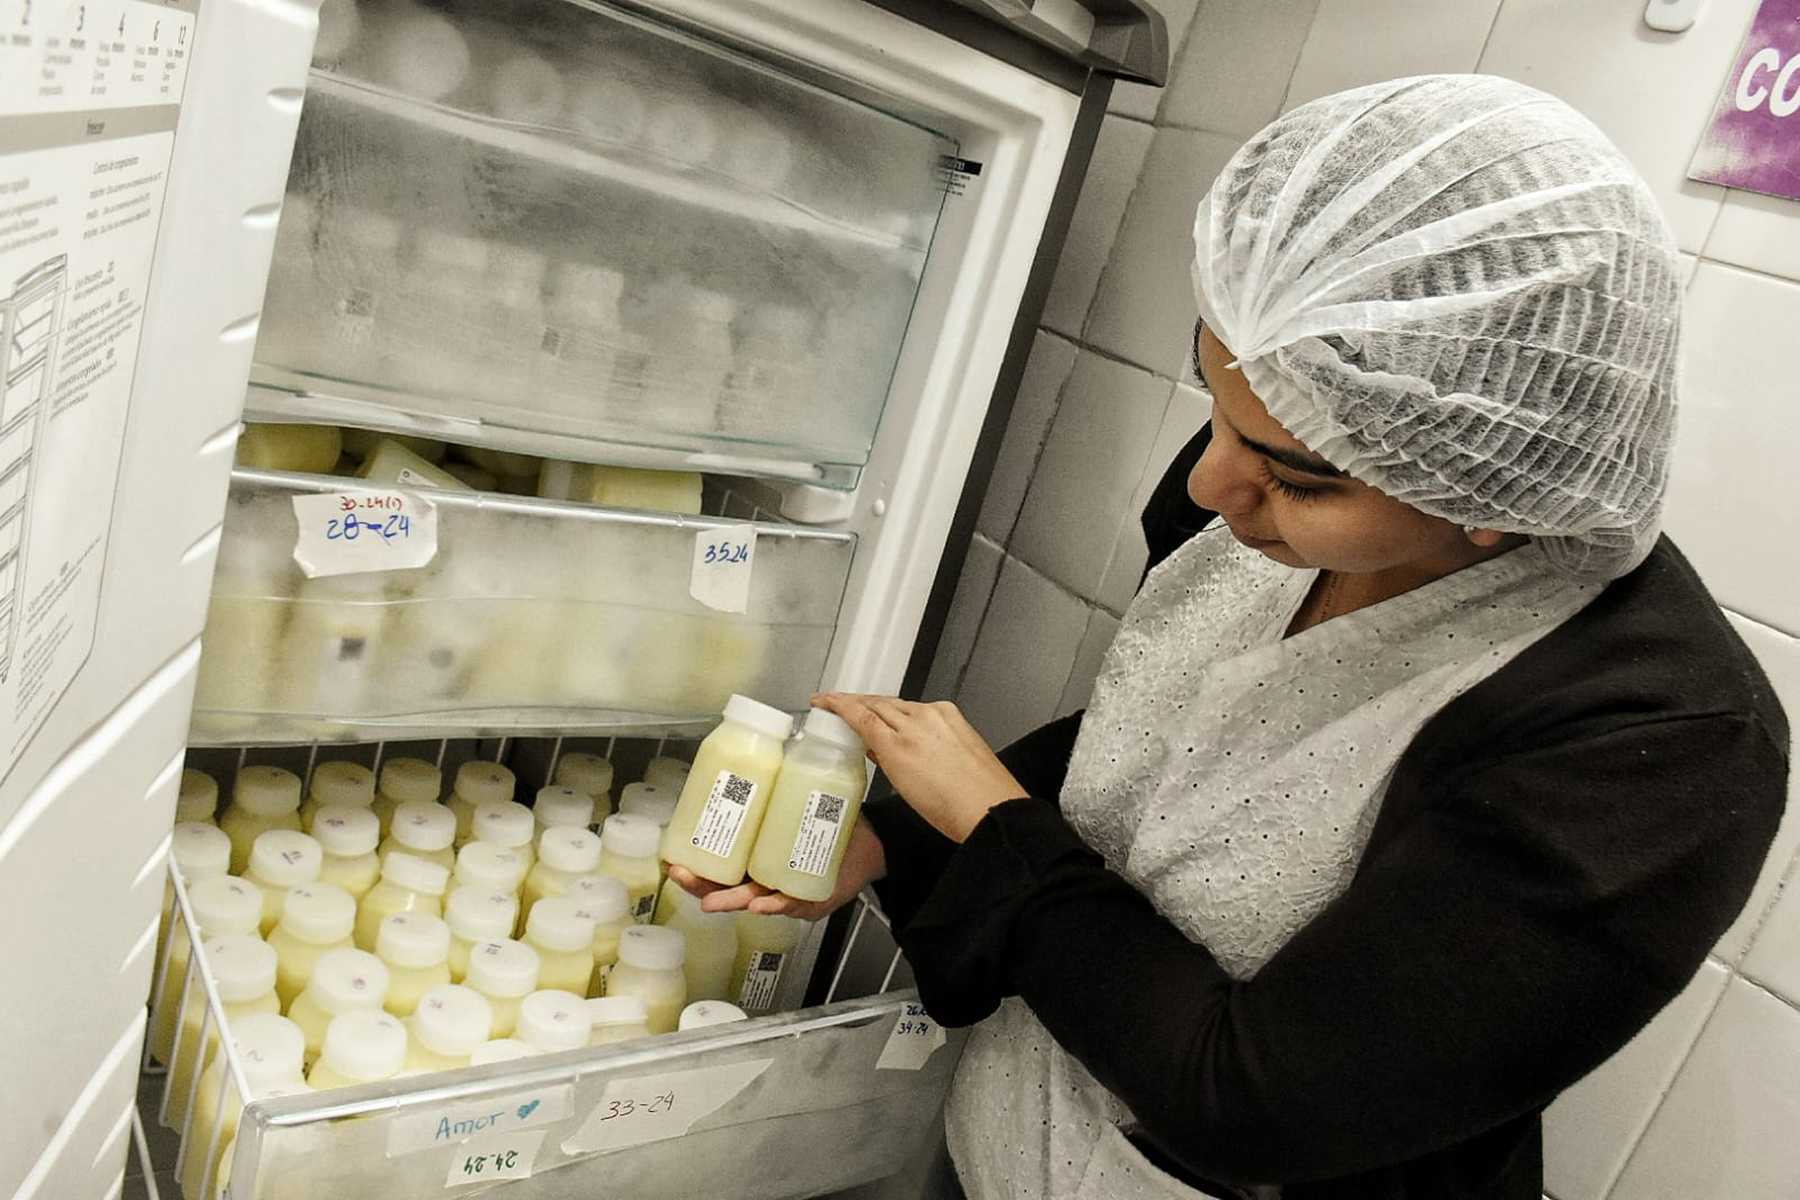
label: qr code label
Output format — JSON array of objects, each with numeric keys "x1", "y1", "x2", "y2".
[
  {"x1": 688, "y1": 771, "x2": 760, "y2": 859},
  {"x1": 738, "y1": 950, "x2": 785, "y2": 1012},
  {"x1": 785, "y1": 790, "x2": 853, "y2": 878}
]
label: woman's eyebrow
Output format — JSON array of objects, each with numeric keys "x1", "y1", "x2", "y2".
[{"x1": 1238, "y1": 433, "x2": 1347, "y2": 478}]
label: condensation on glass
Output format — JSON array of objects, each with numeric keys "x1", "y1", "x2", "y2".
[{"x1": 251, "y1": 0, "x2": 955, "y2": 488}]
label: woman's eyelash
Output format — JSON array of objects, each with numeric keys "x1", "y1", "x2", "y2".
[{"x1": 1261, "y1": 461, "x2": 1322, "y2": 502}]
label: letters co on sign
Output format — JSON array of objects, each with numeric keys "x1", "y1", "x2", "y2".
[{"x1": 1690, "y1": 0, "x2": 1800, "y2": 201}]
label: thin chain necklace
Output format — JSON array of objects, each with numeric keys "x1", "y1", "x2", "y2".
[{"x1": 1314, "y1": 569, "x2": 1346, "y2": 624}]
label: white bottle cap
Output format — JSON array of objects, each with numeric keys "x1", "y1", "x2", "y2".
[
  {"x1": 230, "y1": 1013, "x2": 307, "y2": 1087},
  {"x1": 553, "y1": 752, "x2": 613, "y2": 799},
  {"x1": 642, "y1": 756, "x2": 691, "y2": 793},
  {"x1": 516, "y1": 989, "x2": 592, "y2": 1053},
  {"x1": 802, "y1": 707, "x2": 865, "y2": 755},
  {"x1": 319, "y1": 1010, "x2": 408, "y2": 1082},
  {"x1": 411, "y1": 984, "x2": 494, "y2": 1057},
  {"x1": 172, "y1": 822, "x2": 231, "y2": 882},
  {"x1": 722, "y1": 694, "x2": 794, "y2": 741},
  {"x1": 566, "y1": 874, "x2": 630, "y2": 925},
  {"x1": 454, "y1": 760, "x2": 516, "y2": 807},
  {"x1": 445, "y1": 886, "x2": 519, "y2": 944},
  {"x1": 377, "y1": 912, "x2": 451, "y2": 968},
  {"x1": 533, "y1": 785, "x2": 594, "y2": 830},
  {"x1": 177, "y1": 769, "x2": 219, "y2": 824},
  {"x1": 379, "y1": 851, "x2": 450, "y2": 897},
  {"x1": 616, "y1": 925, "x2": 684, "y2": 972},
  {"x1": 678, "y1": 1000, "x2": 747, "y2": 1031},
  {"x1": 233, "y1": 765, "x2": 302, "y2": 817},
  {"x1": 465, "y1": 939, "x2": 540, "y2": 999},
  {"x1": 189, "y1": 876, "x2": 264, "y2": 938},
  {"x1": 618, "y1": 783, "x2": 677, "y2": 828},
  {"x1": 276, "y1": 883, "x2": 357, "y2": 944},
  {"x1": 308, "y1": 948, "x2": 391, "y2": 1016},
  {"x1": 378, "y1": 757, "x2": 441, "y2": 805},
  {"x1": 312, "y1": 806, "x2": 379, "y2": 857},
  {"x1": 309, "y1": 761, "x2": 376, "y2": 809},
  {"x1": 600, "y1": 812, "x2": 659, "y2": 861},
  {"x1": 455, "y1": 841, "x2": 529, "y2": 893},
  {"x1": 390, "y1": 802, "x2": 455, "y2": 854},
  {"x1": 249, "y1": 830, "x2": 322, "y2": 887},
  {"x1": 586, "y1": 995, "x2": 649, "y2": 1028},
  {"x1": 537, "y1": 827, "x2": 602, "y2": 874},
  {"x1": 203, "y1": 935, "x2": 279, "y2": 1004},
  {"x1": 468, "y1": 1038, "x2": 535, "y2": 1066},
  {"x1": 525, "y1": 896, "x2": 596, "y2": 953},
  {"x1": 472, "y1": 799, "x2": 535, "y2": 851},
  {"x1": 661, "y1": 879, "x2": 734, "y2": 929}
]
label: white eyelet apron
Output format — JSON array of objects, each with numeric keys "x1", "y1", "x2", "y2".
[{"x1": 944, "y1": 529, "x2": 1600, "y2": 1200}]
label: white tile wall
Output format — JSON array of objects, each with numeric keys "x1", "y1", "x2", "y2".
[
  {"x1": 1542, "y1": 960, "x2": 1729, "y2": 1200},
  {"x1": 1109, "y1": 0, "x2": 1204, "y2": 122},
  {"x1": 1097, "y1": 380, "x2": 1212, "y2": 613},
  {"x1": 1283, "y1": 0, "x2": 1502, "y2": 110},
  {"x1": 1663, "y1": 263, "x2": 1800, "y2": 634},
  {"x1": 1159, "y1": 0, "x2": 1321, "y2": 137},
  {"x1": 1041, "y1": 116, "x2": 1156, "y2": 339},
  {"x1": 1705, "y1": 190, "x2": 1800, "y2": 283},
  {"x1": 1609, "y1": 979, "x2": 1800, "y2": 1199},
  {"x1": 1478, "y1": 0, "x2": 1759, "y2": 253},
  {"x1": 1058, "y1": 607, "x2": 1122, "y2": 717},
  {"x1": 1084, "y1": 126, "x2": 1243, "y2": 379},
  {"x1": 1009, "y1": 352, "x2": 1175, "y2": 600},
  {"x1": 922, "y1": 533, "x2": 1005, "y2": 701},
  {"x1": 978, "y1": 331, "x2": 1080, "y2": 543},
  {"x1": 1744, "y1": 860, "x2": 1800, "y2": 1006},
  {"x1": 956, "y1": 555, "x2": 1092, "y2": 749}
]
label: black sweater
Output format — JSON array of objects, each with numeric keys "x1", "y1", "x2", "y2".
[{"x1": 865, "y1": 427, "x2": 1789, "y2": 1199}]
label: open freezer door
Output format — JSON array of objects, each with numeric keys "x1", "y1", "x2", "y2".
[{"x1": 0, "y1": 3, "x2": 315, "y2": 1196}]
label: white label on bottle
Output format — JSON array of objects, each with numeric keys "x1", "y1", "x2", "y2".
[
  {"x1": 787, "y1": 791, "x2": 850, "y2": 877},
  {"x1": 444, "y1": 1130, "x2": 544, "y2": 1187},
  {"x1": 688, "y1": 771, "x2": 758, "y2": 859},
  {"x1": 396, "y1": 467, "x2": 431, "y2": 486},
  {"x1": 689, "y1": 527, "x2": 757, "y2": 614},
  {"x1": 876, "y1": 1002, "x2": 947, "y2": 1071},
  {"x1": 387, "y1": 1084, "x2": 573, "y2": 1156},
  {"x1": 291, "y1": 489, "x2": 438, "y2": 578},
  {"x1": 736, "y1": 950, "x2": 785, "y2": 1012},
  {"x1": 561, "y1": 1059, "x2": 773, "y2": 1155},
  {"x1": 630, "y1": 892, "x2": 656, "y2": 923}
]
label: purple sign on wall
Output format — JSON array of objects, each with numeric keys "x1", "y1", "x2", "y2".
[{"x1": 1689, "y1": 0, "x2": 1800, "y2": 200}]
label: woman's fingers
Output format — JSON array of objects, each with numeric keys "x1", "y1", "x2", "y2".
[
  {"x1": 667, "y1": 864, "x2": 722, "y2": 898},
  {"x1": 813, "y1": 693, "x2": 900, "y2": 759}
]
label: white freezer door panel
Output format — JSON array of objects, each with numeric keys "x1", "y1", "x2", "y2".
[{"x1": 10, "y1": 1015, "x2": 147, "y2": 1200}]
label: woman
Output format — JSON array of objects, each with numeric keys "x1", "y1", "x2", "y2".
[{"x1": 673, "y1": 76, "x2": 1789, "y2": 1199}]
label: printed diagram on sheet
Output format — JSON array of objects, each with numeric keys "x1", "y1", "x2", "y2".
[{"x1": 0, "y1": 0, "x2": 197, "y2": 767}]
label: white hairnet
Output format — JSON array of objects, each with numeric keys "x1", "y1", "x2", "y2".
[{"x1": 1191, "y1": 74, "x2": 1682, "y2": 581}]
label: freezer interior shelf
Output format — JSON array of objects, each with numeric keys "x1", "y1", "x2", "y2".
[{"x1": 189, "y1": 468, "x2": 855, "y2": 746}]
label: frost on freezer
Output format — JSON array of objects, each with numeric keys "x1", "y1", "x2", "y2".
[{"x1": 255, "y1": 0, "x2": 950, "y2": 475}]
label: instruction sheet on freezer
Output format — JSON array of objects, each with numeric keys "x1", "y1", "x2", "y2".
[{"x1": 0, "y1": 0, "x2": 197, "y2": 771}]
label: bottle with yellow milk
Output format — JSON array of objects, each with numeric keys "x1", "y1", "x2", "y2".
[
  {"x1": 219, "y1": 765, "x2": 303, "y2": 874},
  {"x1": 533, "y1": 784, "x2": 595, "y2": 835},
  {"x1": 747, "y1": 708, "x2": 870, "y2": 902},
  {"x1": 379, "y1": 800, "x2": 456, "y2": 870},
  {"x1": 298, "y1": 760, "x2": 375, "y2": 831},
  {"x1": 166, "y1": 935, "x2": 280, "y2": 1130},
  {"x1": 607, "y1": 925, "x2": 686, "y2": 1034},
  {"x1": 522, "y1": 826, "x2": 601, "y2": 918},
  {"x1": 405, "y1": 983, "x2": 493, "y2": 1072},
  {"x1": 463, "y1": 939, "x2": 541, "y2": 1038},
  {"x1": 455, "y1": 839, "x2": 530, "y2": 897},
  {"x1": 267, "y1": 882, "x2": 357, "y2": 1009},
  {"x1": 307, "y1": 1009, "x2": 408, "y2": 1090},
  {"x1": 566, "y1": 874, "x2": 631, "y2": 995},
  {"x1": 152, "y1": 876, "x2": 263, "y2": 1062},
  {"x1": 586, "y1": 995, "x2": 650, "y2": 1045},
  {"x1": 179, "y1": 1013, "x2": 307, "y2": 1200},
  {"x1": 311, "y1": 805, "x2": 381, "y2": 901},
  {"x1": 652, "y1": 877, "x2": 738, "y2": 1003},
  {"x1": 618, "y1": 782, "x2": 676, "y2": 829},
  {"x1": 287, "y1": 947, "x2": 390, "y2": 1062},
  {"x1": 730, "y1": 913, "x2": 807, "y2": 1015},
  {"x1": 471, "y1": 799, "x2": 537, "y2": 873},
  {"x1": 375, "y1": 911, "x2": 452, "y2": 1016},
  {"x1": 597, "y1": 813, "x2": 662, "y2": 923},
  {"x1": 660, "y1": 695, "x2": 792, "y2": 885},
  {"x1": 553, "y1": 751, "x2": 614, "y2": 820},
  {"x1": 177, "y1": 768, "x2": 219, "y2": 825},
  {"x1": 158, "y1": 823, "x2": 231, "y2": 974},
  {"x1": 469, "y1": 1038, "x2": 534, "y2": 1065},
  {"x1": 516, "y1": 989, "x2": 592, "y2": 1055},
  {"x1": 448, "y1": 760, "x2": 515, "y2": 844},
  {"x1": 245, "y1": 829, "x2": 322, "y2": 937},
  {"x1": 355, "y1": 851, "x2": 449, "y2": 951},
  {"x1": 444, "y1": 886, "x2": 519, "y2": 983},
  {"x1": 523, "y1": 896, "x2": 596, "y2": 996},
  {"x1": 371, "y1": 756, "x2": 441, "y2": 838},
  {"x1": 643, "y1": 755, "x2": 691, "y2": 794}
]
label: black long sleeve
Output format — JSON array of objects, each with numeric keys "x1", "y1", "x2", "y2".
[{"x1": 895, "y1": 709, "x2": 1785, "y2": 1188}]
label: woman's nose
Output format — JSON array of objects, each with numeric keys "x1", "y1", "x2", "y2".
[{"x1": 1188, "y1": 439, "x2": 1259, "y2": 517}]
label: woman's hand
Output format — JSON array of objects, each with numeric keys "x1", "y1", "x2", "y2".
[
  {"x1": 813, "y1": 693, "x2": 1028, "y2": 843},
  {"x1": 669, "y1": 817, "x2": 887, "y2": 920}
]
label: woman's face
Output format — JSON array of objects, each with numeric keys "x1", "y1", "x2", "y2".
[{"x1": 1187, "y1": 324, "x2": 1474, "y2": 575}]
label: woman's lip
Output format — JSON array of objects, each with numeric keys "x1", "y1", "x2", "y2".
[{"x1": 1230, "y1": 527, "x2": 1282, "y2": 548}]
